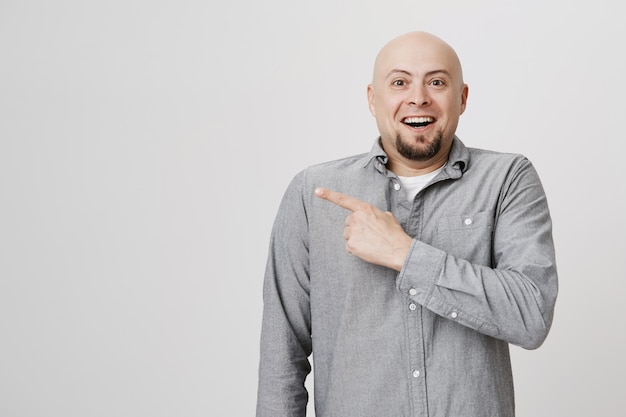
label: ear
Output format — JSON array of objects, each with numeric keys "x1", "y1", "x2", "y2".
[
  {"x1": 459, "y1": 84, "x2": 469, "y2": 115},
  {"x1": 367, "y1": 84, "x2": 376, "y2": 116}
]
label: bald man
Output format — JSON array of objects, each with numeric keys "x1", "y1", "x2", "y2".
[{"x1": 257, "y1": 32, "x2": 557, "y2": 417}]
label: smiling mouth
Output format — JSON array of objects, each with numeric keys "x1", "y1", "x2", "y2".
[{"x1": 403, "y1": 116, "x2": 434, "y2": 128}]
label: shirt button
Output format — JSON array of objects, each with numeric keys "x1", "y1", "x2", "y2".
[
  {"x1": 394, "y1": 183, "x2": 401, "y2": 191},
  {"x1": 409, "y1": 288, "x2": 417, "y2": 296},
  {"x1": 409, "y1": 303, "x2": 417, "y2": 311},
  {"x1": 412, "y1": 370, "x2": 420, "y2": 378},
  {"x1": 450, "y1": 311, "x2": 458, "y2": 319},
  {"x1": 464, "y1": 218, "x2": 473, "y2": 225}
]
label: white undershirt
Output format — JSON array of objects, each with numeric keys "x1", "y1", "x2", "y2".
[{"x1": 397, "y1": 163, "x2": 447, "y2": 201}]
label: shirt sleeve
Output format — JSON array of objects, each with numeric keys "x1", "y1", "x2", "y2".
[
  {"x1": 256, "y1": 171, "x2": 312, "y2": 417},
  {"x1": 397, "y1": 157, "x2": 558, "y2": 350}
]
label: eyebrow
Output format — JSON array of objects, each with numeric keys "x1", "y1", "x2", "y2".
[{"x1": 385, "y1": 68, "x2": 452, "y2": 80}]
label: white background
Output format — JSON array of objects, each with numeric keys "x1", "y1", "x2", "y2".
[{"x1": 1, "y1": 0, "x2": 624, "y2": 416}]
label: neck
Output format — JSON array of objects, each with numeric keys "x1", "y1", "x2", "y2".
[{"x1": 387, "y1": 152, "x2": 449, "y2": 177}]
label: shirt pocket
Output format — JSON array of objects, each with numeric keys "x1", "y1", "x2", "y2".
[{"x1": 434, "y1": 210, "x2": 495, "y2": 265}]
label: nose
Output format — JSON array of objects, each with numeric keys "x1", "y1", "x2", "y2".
[{"x1": 408, "y1": 84, "x2": 430, "y2": 106}]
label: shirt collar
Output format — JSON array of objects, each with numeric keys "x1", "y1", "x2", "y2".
[
  {"x1": 445, "y1": 136, "x2": 470, "y2": 177},
  {"x1": 363, "y1": 136, "x2": 470, "y2": 177},
  {"x1": 362, "y1": 138, "x2": 388, "y2": 169}
]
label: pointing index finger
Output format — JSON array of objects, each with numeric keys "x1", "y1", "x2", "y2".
[{"x1": 315, "y1": 187, "x2": 369, "y2": 212}]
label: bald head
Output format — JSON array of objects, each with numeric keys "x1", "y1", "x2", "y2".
[
  {"x1": 366, "y1": 31, "x2": 469, "y2": 175},
  {"x1": 372, "y1": 31, "x2": 464, "y2": 87}
]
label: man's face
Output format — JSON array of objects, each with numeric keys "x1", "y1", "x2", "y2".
[{"x1": 367, "y1": 34, "x2": 468, "y2": 166}]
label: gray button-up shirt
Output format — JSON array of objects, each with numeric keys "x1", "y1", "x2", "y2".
[{"x1": 257, "y1": 137, "x2": 558, "y2": 417}]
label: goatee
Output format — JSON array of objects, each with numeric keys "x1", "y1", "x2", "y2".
[{"x1": 395, "y1": 132, "x2": 443, "y2": 161}]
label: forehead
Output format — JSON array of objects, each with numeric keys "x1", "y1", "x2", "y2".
[{"x1": 374, "y1": 35, "x2": 461, "y2": 81}]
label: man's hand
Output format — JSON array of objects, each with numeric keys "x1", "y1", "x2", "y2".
[{"x1": 315, "y1": 187, "x2": 412, "y2": 271}]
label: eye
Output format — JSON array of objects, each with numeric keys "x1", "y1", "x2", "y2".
[
  {"x1": 430, "y1": 79, "x2": 446, "y2": 87},
  {"x1": 392, "y1": 79, "x2": 406, "y2": 87}
]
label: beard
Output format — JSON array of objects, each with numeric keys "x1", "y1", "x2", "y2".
[{"x1": 395, "y1": 131, "x2": 443, "y2": 161}]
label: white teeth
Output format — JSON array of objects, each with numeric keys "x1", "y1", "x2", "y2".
[{"x1": 403, "y1": 116, "x2": 434, "y2": 123}]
